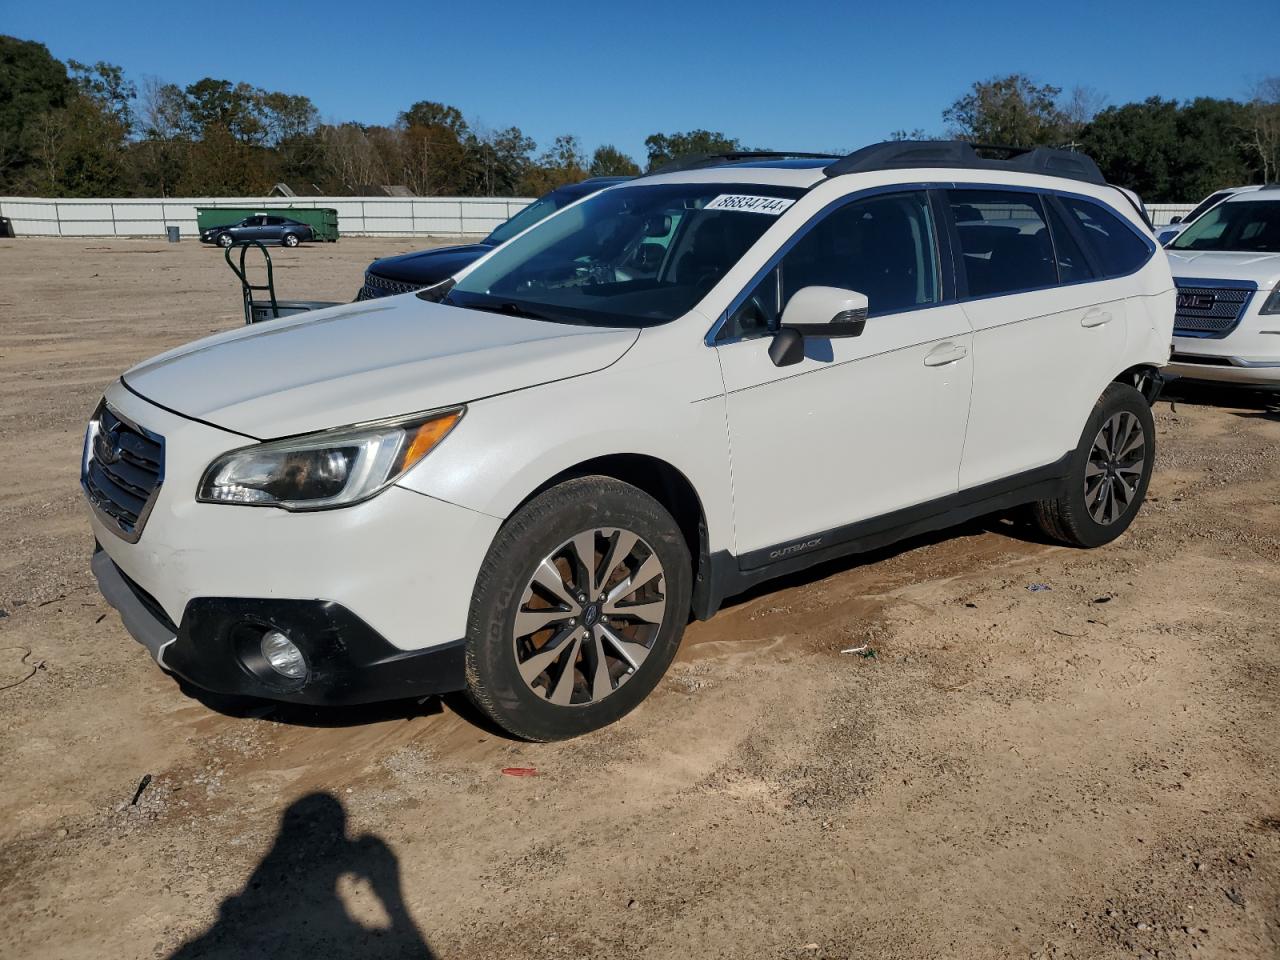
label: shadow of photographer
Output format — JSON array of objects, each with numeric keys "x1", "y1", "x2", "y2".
[{"x1": 168, "y1": 792, "x2": 434, "y2": 959}]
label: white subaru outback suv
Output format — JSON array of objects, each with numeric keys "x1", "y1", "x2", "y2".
[
  {"x1": 1164, "y1": 188, "x2": 1280, "y2": 387},
  {"x1": 84, "y1": 141, "x2": 1174, "y2": 740}
]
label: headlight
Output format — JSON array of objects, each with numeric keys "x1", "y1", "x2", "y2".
[
  {"x1": 1260, "y1": 286, "x2": 1280, "y2": 316},
  {"x1": 197, "y1": 407, "x2": 462, "y2": 510}
]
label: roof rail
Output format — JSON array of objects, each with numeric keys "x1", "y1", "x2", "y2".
[
  {"x1": 650, "y1": 151, "x2": 842, "y2": 176},
  {"x1": 823, "y1": 140, "x2": 1106, "y2": 186}
]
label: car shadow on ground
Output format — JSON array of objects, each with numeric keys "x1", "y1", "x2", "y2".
[
  {"x1": 177, "y1": 679, "x2": 514, "y2": 737},
  {"x1": 1162, "y1": 380, "x2": 1280, "y2": 414},
  {"x1": 166, "y1": 792, "x2": 436, "y2": 959}
]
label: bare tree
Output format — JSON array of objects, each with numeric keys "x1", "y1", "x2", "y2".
[
  {"x1": 1247, "y1": 76, "x2": 1280, "y2": 182},
  {"x1": 1061, "y1": 86, "x2": 1108, "y2": 141}
]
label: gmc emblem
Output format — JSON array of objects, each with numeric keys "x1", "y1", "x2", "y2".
[{"x1": 1177, "y1": 292, "x2": 1215, "y2": 311}]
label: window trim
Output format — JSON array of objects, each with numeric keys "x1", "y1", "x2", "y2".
[{"x1": 707, "y1": 181, "x2": 1155, "y2": 346}]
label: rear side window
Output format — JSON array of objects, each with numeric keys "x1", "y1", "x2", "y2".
[
  {"x1": 1044, "y1": 200, "x2": 1095, "y2": 284},
  {"x1": 949, "y1": 190, "x2": 1056, "y2": 297},
  {"x1": 1058, "y1": 197, "x2": 1151, "y2": 278}
]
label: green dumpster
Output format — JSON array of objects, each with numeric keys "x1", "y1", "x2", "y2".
[{"x1": 195, "y1": 206, "x2": 339, "y2": 242}]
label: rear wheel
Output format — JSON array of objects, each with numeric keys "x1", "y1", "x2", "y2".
[
  {"x1": 282, "y1": 233, "x2": 300, "y2": 247},
  {"x1": 465, "y1": 477, "x2": 692, "y2": 741},
  {"x1": 1034, "y1": 383, "x2": 1155, "y2": 547}
]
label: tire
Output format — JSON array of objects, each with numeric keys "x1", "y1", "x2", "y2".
[
  {"x1": 1033, "y1": 382, "x2": 1155, "y2": 548},
  {"x1": 217, "y1": 233, "x2": 234, "y2": 248},
  {"x1": 282, "y1": 233, "x2": 300, "y2": 248},
  {"x1": 465, "y1": 476, "x2": 692, "y2": 741}
]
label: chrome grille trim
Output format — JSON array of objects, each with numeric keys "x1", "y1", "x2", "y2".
[
  {"x1": 356, "y1": 272, "x2": 425, "y2": 301},
  {"x1": 81, "y1": 401, "x2": 165, "y2": 543},
  {"x1": 1172, "y1": 278, "x2": 1256, "y2": 338}
]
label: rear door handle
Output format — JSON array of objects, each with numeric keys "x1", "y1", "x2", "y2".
[
  {"x1": 1081, "y1": 308, "x2": 1113, "y2": 328},
  {"x1": 923, "y1": 343, "x2": 968, "y2": 367}
]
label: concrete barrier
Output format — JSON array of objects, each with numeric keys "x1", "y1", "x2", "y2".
[{"x1": 0, "y1": 195, "x2": 534, "y2": 239}]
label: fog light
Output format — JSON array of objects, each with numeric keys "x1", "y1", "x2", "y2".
[{"x1": 260, "y1": 630, "x2": 307, "y2": 679}]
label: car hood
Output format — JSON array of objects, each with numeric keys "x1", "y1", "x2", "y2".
[
  {"x1": 123, "y1": 297, "x2": 638, "y2": 438},
  {"x1": 368, "y1": 243, "x2": 494, "y2": 285},
  {"x1": 1166, "y1": 250, "x2": 1280, "y2": 287}
]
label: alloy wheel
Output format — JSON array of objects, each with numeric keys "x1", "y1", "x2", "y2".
[
  {"x1": 512, "y1": 527, "x2": 667, "y2": 707},
  {"x1": 1085, "y1": 411, "x2": 1146, "y2": 525}
]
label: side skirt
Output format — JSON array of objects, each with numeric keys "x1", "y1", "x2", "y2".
[{"x1": 693, "y1": 452, "x2": 1072, "y2": 619}]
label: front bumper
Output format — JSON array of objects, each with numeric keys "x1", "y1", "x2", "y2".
[
  {"x1": 92, "y1": 547, "x2": 466, "y2": 704},
  {"x1": 85, "y1": 381, "x2": 503, "y2": 702},
  {"x1": 1167, "y1": 354, "x2": 1280, "y2": 387}
]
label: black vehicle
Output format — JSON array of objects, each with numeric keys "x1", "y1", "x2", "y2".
[
  {"x1": 201, "y1": 215, "x2": 314, "y2": 249},
  {"x1": 355, "y1": 176, "x2": 632, "y2": 300}
]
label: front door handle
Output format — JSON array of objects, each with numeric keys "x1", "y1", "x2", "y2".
[
  {"x1": 923, "y1": 342, "x2": 968, "y2": 367},
  {"x1": 1081, "y1": 308, "x2": 1113, "y2": 328}
]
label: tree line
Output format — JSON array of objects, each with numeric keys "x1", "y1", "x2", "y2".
[{"x1": 1, "y1": 35, "x2": 1276, "y2": 202}]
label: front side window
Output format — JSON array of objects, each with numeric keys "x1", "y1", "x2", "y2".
[
  {"x1": 1059, "y1": 196, "x2": 1151, "y2": 277},
  {"x1": 450, "y1": 183, "x2": 803, "y2": 327},
  {"x1": 950, "y1": 190, "x2": 1056, "y2": 297},
  {"x1": 1169, "y1": 199, "x2": 1280, "y2": 254},
  {"x1": 1183, "y1": 191, "x2": 1231, "y2": 225},
  {"x1": 485, "y1": 194, "x2": 564, "y2": 246},
  {"x1": 723, "y1": 191, "x2": 939, "y2": 339}
]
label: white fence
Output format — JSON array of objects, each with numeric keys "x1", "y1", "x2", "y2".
[
  {"x1": 0, "y1": 196, "x2": 534, "y2": 239},
  {"x1": 0, "y1": 194, "x2": 1195, "y2": 239}
]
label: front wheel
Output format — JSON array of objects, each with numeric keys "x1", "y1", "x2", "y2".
[
  {"x1": 217, "y1": 233, "x2": 233, "y2": 248},
  {"x1": 1033, "y1": 382, "x2": 1155, "y2": 547},
  {"x1": 465, "y1": 477, "x2": 692, "y2": 741},
  {"x1": 282, "y1": 233, "x2": 300, "y2": 247}
]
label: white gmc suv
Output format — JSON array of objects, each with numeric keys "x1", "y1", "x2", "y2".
[
  {"x1": 1164, "y1": 188, "x2": 1280, "y2": 387},
  {"x1": 84, "y1": 142, "x2": 1174, "y2": 740}
]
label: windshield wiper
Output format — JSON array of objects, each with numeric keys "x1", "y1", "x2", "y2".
[{"x1": 461, "y1": 300, "x2": 558, "y2": 322}]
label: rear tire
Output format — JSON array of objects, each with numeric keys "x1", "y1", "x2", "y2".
[
  {"x1": 465, "y1": 477, "x2": 692, "y2": 741},
  {"x1": 1033, "y1": 382, "x2": 1155, "y2": 547},
  {"x1": 283, "y1": 233, "x2": 300, "y2": 247}
]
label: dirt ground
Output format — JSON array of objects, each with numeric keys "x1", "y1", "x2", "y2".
[{"x1": 0, "y1": 236, "x2": 1278, "y2": 960}]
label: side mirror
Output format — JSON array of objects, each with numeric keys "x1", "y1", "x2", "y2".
[
  {"x1": 779, "y1": 286, "x2": 869, "y2": 336},
  {"x1": 768, "y1": 286, "x2": 869, "y2": 367},
  {"x1": 1170, "y1": 216, "x2": 1182, "y2": 224}
]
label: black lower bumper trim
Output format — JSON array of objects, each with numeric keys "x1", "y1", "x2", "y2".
[{"x1": 92, "y1": 549, "x2": 466, "y2": 705}]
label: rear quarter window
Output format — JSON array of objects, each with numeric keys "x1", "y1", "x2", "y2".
[{"x1": 1059, "y1": 197, "x2": 1151, "y2": 278}]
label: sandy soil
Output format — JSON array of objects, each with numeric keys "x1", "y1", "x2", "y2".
[{"x1": 0, "y1": 237, "x2": 1277, "y2": 960}]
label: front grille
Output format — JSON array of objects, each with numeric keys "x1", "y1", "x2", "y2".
[
  {"x1": 82, "y1": 402, "x2": 164, "y2": 542},
  {"x1": 356, "y1": 272, "x2": 424, "y2": 301},
  {"x1": 1172, "y1": 279, "x2": 1256, "y2": 338}
]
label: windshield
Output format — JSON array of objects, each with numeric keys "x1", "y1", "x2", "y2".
[
  {"x1": 1170, "y1": 199, "x2": 1280, "y2": 253},
  {"x1": 484, "y1": 194, "x2": 566, "y2": 245},
  {"x1": 450, "y1": 182, "x2": 805, "y2": 327}
]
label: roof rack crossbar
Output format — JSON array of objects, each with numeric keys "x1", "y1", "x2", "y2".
[
  {"x1": 822, "y1": 140, "x2": 1106, "y2": 186},
  {"x1": 650, "y1": 151, "x2": 842, "y2": 176}
]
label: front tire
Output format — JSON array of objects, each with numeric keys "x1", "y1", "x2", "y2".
[
  {"x1": 217, "y1": 233, "x2": 233, "y2": 248},
  {"x1": 1033, "y1": 382, "x2": 1155, "y2": 547},
  {"x1": 465, "y1": 477, "x2": 692, "y2": 741}
]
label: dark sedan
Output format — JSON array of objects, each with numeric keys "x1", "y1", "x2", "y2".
[
  {"x1": 355, "y1": 176, "x2": 631, "y2": 300},
  {"x1": 200, "y1": 215, "x2": 314, "y2": 248}
]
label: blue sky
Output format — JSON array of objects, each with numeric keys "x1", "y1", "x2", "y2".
[{"x1": 5, "y1": 0, "x2": 1274, "y2": 162}]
